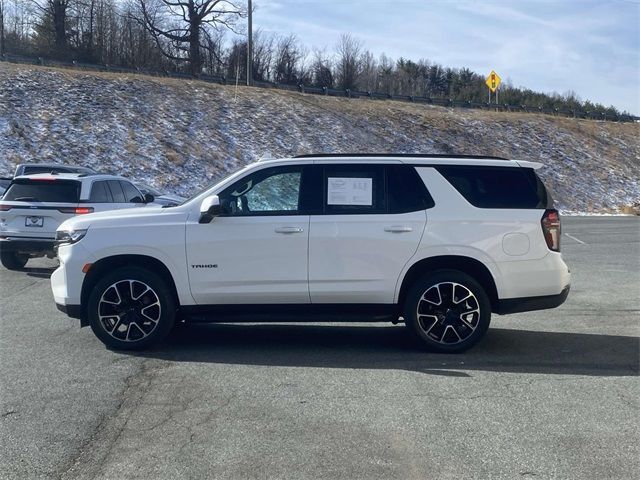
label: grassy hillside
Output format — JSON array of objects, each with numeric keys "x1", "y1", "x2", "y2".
[{"x1": 0, "y1": 63, "x2": 638, "y2": 213}]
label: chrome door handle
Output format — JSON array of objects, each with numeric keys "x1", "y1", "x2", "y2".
[
  {"x1": 384, "y1": 226, "x2": 413, "y2": 233},
  {"x1": 275, "y1": 226, "x2": 304, "y2": 234}
]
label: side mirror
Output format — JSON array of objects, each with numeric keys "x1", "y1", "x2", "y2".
[
  {"x1": 199, "y1": 195, "x2": 222, "y2": 223},
  {"x1": 144, "y1": 193, "x2": 155, "y2": 203}
]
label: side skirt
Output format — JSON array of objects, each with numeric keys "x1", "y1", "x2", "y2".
[{"x1": 180, "y1": 304, "x2": 400, "y2": 323}]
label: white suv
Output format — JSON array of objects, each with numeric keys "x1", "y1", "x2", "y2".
[
  {"x1": 0, "y1": 173, "x2": 152, "y2": 269},
  {"x1": 51, "y1": 154, "x2": 570, "y2": 353}
]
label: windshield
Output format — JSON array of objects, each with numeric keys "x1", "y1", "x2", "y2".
[
  {"x1": 138, "y1": 183, "x2": 163, "y2": 197},
  {"x1": 175, "y1": 168, "x2": 248, "y2": 206}
]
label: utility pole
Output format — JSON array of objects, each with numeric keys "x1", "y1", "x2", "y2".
[{"x1": 246, "y1": 0, "x2": 252, "y2": 86}]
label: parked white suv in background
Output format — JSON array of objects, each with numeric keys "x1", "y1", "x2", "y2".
[
  {"x1": 51, "y1": 154, "x2": 570, "y2": 353},
  {"x1": 0, "y1": 173, "x2": 153, "y2": 269}
]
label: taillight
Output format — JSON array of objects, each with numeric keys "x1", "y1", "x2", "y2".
[
  {"x1": 58, "y1": 207, "x2": 94, "y2": 215},
  {"x1": 0, "y1": 204, "x2": 11, "y2": 211},
  {"x1": 541, "y1": 209, "x2": 561, "y2": 252},
  {"x1": 74, "y1": 207, "x2": 94, "y2": 215}
]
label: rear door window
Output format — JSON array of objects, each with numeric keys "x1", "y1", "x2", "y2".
[
  {"x1": 436, "y1": 166, "x2": 547, "y2": 209},
  {"x1": 107, "y1": 180, "x2": 126, "y2": 203},
  {"x1": 323, "y1": 165, "x2": 386, "y2": 214},
  {"x1": 3, "y1": 180, "x2": 80, "y2": 203}
]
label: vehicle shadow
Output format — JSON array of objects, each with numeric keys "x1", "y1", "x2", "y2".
[{"x1": 136, "y1": 323, "x2": 639, "y2": 378}]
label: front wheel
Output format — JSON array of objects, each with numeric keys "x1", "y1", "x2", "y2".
[
  {"x1": 88, "y1": 266, "x2": 176, "y2": 350},
  {"x1": 404, "y1": 269, "x2": 491, "y2": 353},
  {"x1": 1, "y1": 250, "x2": 29, "y2": 270}
]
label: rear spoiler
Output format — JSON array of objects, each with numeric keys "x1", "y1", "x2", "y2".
[{"x1": 515, "y1": 160, "x2": 544, "y2": 170}]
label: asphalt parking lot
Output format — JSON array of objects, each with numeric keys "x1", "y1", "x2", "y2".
[{"x1": 0, "y1": 216, "x2": 638, "y2": 479}]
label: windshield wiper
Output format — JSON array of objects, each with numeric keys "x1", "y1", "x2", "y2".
[{"x1": 14, "y1": 196, "x2": 38, "y2": 202}]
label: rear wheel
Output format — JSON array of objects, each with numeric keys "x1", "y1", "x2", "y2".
[
  {"x1": 88, "y1": 266, "x2": 176, "y2": 350},
  {"x1": 1, "y1": 250, "x2": 29, "y2": 270},
  {"x1": 404, "y1": 269, "x2": 491, "y2": 353}
]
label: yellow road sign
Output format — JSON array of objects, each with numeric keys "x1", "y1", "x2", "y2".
[{"x1": 486, "y1": 70, "x2": 501, "y2": 93}]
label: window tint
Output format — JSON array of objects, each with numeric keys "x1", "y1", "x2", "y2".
[
  {"x1": 387, "y1": 165, "x2": 434, "y2": 213},
  {"x1": 3, "y1": 180, "x2": 80, "y2": 203},
  {"x1": 120, "y1": 181, "x2": 143, "y2": 203},
  {"x1": 107, "y1": 180, "x2": 126, "y2": 203},
  {"x1": 220, "y1": 166, "x2": 303, "y2": 215},
  {"x1": 436, "y1": 166, "x2": 547, "y2": 209},
  {"x1": 89, "y1": 181, "x2": 112, "y2": 203},
  {"x1": 323, "y1": 165, "x2": 385, "y2": 214}
]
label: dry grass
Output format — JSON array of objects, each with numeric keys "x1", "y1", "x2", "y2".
[{"x1": 620, "y1": 204, "x2": 640, "y2": 215}]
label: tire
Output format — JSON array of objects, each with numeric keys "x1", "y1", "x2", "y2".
[
  {"x1": 88, "y1": 266, "x2": 176, "y2": 350},
  {"x1": 404, "y1": 269, "x2": 491, "y2": 353},
  {"x1": 1, "y1": 250, "x2": 29, "y2": 270}
]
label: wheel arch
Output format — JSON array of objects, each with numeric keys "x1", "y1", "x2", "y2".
[
  {"x1": 80, "y1": 254, "x2": 180, "y2": 325},
  {"x1": 397, "y1": 255, "x2": 499, "y2": 312}
]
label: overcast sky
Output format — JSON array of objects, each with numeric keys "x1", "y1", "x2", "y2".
[{"x1": 253, "y1": 0, "x2": 640, "y2": 114}]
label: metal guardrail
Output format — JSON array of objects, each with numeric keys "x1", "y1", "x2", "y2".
[{"x1": 2, "y1": 53, "x2": 637, "y2": 123}]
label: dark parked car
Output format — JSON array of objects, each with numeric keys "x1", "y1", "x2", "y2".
[{"x1": 136, "y1": 183, "x2": 185, "y2": 207}]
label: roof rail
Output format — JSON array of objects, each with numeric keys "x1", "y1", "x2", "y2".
[{"x1": 293, "y1": 153, "x2": 509, "y2": 160}]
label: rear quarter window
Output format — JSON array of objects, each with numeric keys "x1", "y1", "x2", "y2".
[
  {"x1": 89, "y1": 181, "x2": 112, "y2": 203},
  {"x1": 3, "y1": 180, "x2": 80, "y2": 203},
  {"x1": 436, "y1": 166, "x2": 548, "y2": 209},
  {"x1": 387, "y1": 165, "x2": 435, "y2": 213},
  {"x1": 107, "y1": 180, "x2": 126, "y2": 203}
]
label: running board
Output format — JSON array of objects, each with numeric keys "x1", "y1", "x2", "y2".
[{"x1": 180, "y1": 304, "x2": 400, "y2": 323}]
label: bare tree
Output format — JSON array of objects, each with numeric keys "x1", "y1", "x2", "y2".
[
  {"x1": 29, "y1": 0, "x2": 73, "y2": 52},
  {"x1": 225, "y1": 36, "x2": 245, "y2": 79},
  {"x1": 310, "y1": 48, "x2": 332, "y2": 88},
  {"x1": 335, "y1": 33, "x2": 362, "y2": 90},
  {"x1": 136, "y1": 0, "x2": 244, "y2": 77},
  {"x1": 0, "y1": 0, "x2": 5, "y2": 55},
  {"x1": 202, "y1": 26, "x2": 225, "y2": 75},
  {"x1": 273, "y1": 34, "x2": 304, "y2": 84},
  {"x1": 251, "y1": 29, "x2": 273, "y2": 81},
  {"x1": 358, "y1": 50, "x2": 377, "y2": 91},
  {"x1": 377, "y1": 53, "x2": 394, "y2": 93}
]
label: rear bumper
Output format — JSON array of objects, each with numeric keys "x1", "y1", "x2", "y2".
[
  {"x1": 0, "y1": 236, "x2": 55, "y2": 254},
  {"x1": 496, "y1": 285, "x2": 570, "y2": 315}
]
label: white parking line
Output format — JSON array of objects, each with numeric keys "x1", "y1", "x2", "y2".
[{"x1": 565, "y1": 233, "x2": 587, "y2": 245}]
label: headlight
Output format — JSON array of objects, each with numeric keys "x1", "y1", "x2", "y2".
[{"x1": 56, "y1": 229, "x2": 87, "y2": 245}]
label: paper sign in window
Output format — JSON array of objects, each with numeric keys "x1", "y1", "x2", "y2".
[{"x1": 327, "y1": 177, "x2": 373, "y2": 206}]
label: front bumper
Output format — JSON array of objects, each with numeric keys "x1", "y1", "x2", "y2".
[{"x1": 51, "y1": 242, "x2": 93, "y2": 309}]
